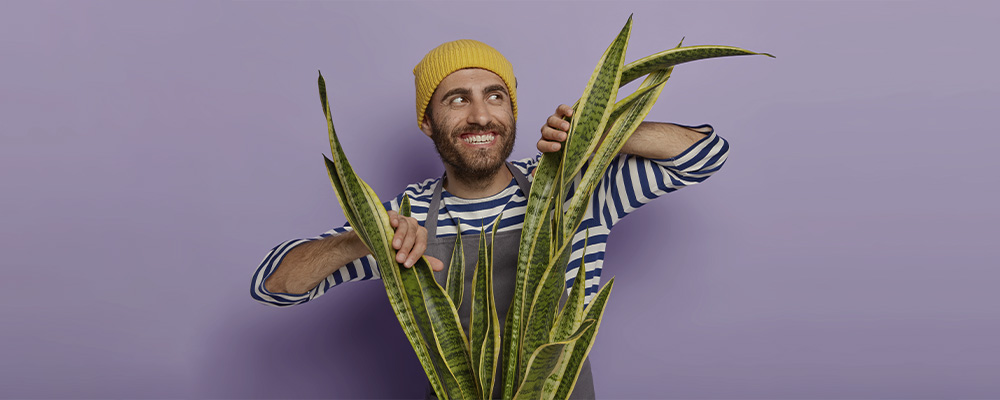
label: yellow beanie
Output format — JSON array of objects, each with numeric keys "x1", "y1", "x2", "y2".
[{"x1": 413, "y1": 39, "x2": 517, "y2": 128}]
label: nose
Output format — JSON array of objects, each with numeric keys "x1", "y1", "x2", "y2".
[{"x1": 466, "y1": 100, "x2": 491, "y2": 126}]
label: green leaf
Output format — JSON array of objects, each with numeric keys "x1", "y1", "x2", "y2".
[
  {"x1": 471, "y1": 215, "x2": 503, "y2": 398},
  {"x1": 446, "y1": 229, "x2": 464, "y2": 310},
  {"x1": 518, "y1": 238, "x2": 569, "y2": 381},
  {"x1": 318, "y1": 74, "x2": 447, "y2": 398},
  {"x1": 620, "y1": 44, "x2": 774, "y2": 87},
  {"x1": 512, "y1": 320, "x2": 597, "y2": 400},
  {"x1": 551, "y1": 232, "x2": 589, "y2": 342},
  {"x1": 563, "y1": 67, "x2": 671, "y2": 238},
  {"x1": 503, "y1": 161, "x2": 557, "y2": 399},
  {"x1": 551, "y1": 279, "x2": 615, "y2": 400},
  {"x1": 559, "y1": 16, "x2": 632, "y2": 208},
  {"x1": 569, "y1": 41, "x2": 771, "y2": 112},
  {"x1": 505, "y1": 17, "x2": 632, "y2": 398},
  {"x1": 605, "y1": 59, "x2": 675, "y2": 128},
  {"x1": 413, "y1": 258, "x2": 480, "y2": 399},
  {"x1": 320, "y1": 72, "x2": 473, "y2": 399},
  {"x1": 399, "y1": 256, "x2": 466, "y2": 399},
  {"x1": 399, "y1": 195, "x2": 469, "y2": 398}
]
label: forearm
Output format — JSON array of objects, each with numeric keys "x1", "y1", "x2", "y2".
[
  {"x1": 263, "y1": 231, "x2": 371, "y2": 295},
  {"x1": 620, "y1": 121, "x2": 707, "y2": 159}
]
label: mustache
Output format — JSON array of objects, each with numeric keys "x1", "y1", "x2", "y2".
[{"x1": 450, "y1": 122, "x2": 507, "y2": 136}]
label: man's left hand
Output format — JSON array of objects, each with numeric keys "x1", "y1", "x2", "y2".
[{"x1": 538, "y1": 104, "x2": 573, "y2": 153}]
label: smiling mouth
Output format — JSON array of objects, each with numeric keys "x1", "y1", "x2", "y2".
[{"x1": 461, "y1": 132, "x2": 496, "y2": 145}]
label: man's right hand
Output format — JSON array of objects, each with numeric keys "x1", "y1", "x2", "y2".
[
  {"x1": 538, "y1": 104, "x2": 573, "y2": 153},
  {"x1": 264, "y1": 211, "x2": 445, "y2": 295},
  {"x1": 388, "y1": 210, "x2": 444, "y2": 271}
]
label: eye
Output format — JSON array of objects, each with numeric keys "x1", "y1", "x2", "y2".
[
  {"x1": 488, "y1": 93, "x2": 503, "y2": 101},
  {"x1": 450, "y1": 96, "x2": 467, "y2": 104}
]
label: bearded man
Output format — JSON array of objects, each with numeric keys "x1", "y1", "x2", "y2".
[{"x1": 252, "y1": 40, "x2": 729, "y2": 399}]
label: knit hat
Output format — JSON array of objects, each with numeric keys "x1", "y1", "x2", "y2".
[{"x1": 413, "y1": 39, "x2": 517, "y2": 128}]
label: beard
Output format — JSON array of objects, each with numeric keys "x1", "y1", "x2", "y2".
[{"x1": 429, "y1": 115, "x2": 517, "y2": 184}]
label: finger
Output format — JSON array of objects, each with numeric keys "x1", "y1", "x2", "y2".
[
  {"x1": 557, "y1": 104, "x2": 573, "y2": 118},
  {"x1": 426, "y1": 256, "x2": 445, "y2": 272},
  {"x1": 542, "y1": 126, "x2": 567, "y2": 142},
  {"x1": 405, "y1": 236, "x2": 426, "y2": 268},
  {"x1": 387, "y1": 210, "x2": 399, "y2": 228},
  {"x1": 398, "y1": 218, "x2": 418, "y2": 264},
  {"x1": 404, "y1": 226, "x2": 428, "y2": 267},
  {"x1": 549, "y1": 113, "x2": 571, "y2": 128},
  {"x1": 538, "y1": 138, "x2": 561, "y2": 153},
  {"x1": 547, "y1": 114, "x2": 567, "y2": 130},
  {"x1": 392, "y1": 217, "x2": 407, "y2": 250}
]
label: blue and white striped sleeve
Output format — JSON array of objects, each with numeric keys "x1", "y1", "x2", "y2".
[
  {"x1": 250, "y1": 195, "x2": 402, "y2": 307},
  {"x1": 592, "y1": 124, "x2": 728, "y2": 228},
  {"x1": 558, "y1": 124, "x2": 727, "y2": 304}
]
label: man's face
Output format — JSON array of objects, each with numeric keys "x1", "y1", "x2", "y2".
[{"x1": 421, "y1": 68, "x2": 516, "y2": 182}]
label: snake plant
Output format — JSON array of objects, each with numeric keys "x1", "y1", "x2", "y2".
[{"x1": 317, "y1": 15, "x2": 771, "y2": 400}]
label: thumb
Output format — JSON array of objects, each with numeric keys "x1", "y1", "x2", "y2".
[{"x1": 426, "y1": 256, "x2": 445, "y2": 272}]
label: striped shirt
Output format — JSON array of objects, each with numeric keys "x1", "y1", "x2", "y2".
[{"x1": 252, "y1": 124, "x2": 727, "y2": 307}]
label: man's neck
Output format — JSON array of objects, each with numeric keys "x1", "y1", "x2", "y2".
[{"x1": 442, "y1": 164, "x2": 514, "y2": 199}]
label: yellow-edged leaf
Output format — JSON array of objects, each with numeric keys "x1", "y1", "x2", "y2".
[
  {"x1": 446, "y1": 228, "x2": 464, "y2": 310},
  {"x1": 512, "y1": 320, "x2": 597, "y2": 400},
  {"x1": 551, "y1": 279, "x2": 615, "y2": 400},
  {"x1": 563, "y1": 68, "x2": 671, "y2": 239},
  {"x1": 559, "y1": 16, "x2": 632, "y2": 212}
]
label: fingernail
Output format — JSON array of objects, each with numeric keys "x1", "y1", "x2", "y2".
[{"x1": 394, "y1": 239, "x2": 401, "y2": 247}]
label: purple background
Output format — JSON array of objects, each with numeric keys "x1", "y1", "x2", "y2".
[{"x1": 2, "y1": 1, "x2": 998, "y2": 398}]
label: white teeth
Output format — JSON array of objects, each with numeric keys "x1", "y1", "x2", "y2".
[{"x1": 463, "y1": 133, "x2": 495, "y2": 144}]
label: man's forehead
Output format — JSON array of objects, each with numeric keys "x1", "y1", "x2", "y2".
[{"x1": 437, "y1": 68, "x2": 509, "y2": 93}]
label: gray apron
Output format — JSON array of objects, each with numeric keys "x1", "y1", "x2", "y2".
[{"x1": 422, "y1": 162, "x2": 595, "y2": 400}]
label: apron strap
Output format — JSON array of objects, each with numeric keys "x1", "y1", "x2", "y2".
[{"x1": 424, "y1": 162, "x2": 532, "y2": 237}]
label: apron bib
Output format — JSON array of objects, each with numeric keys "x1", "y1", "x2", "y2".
[{"x1": 421, "y1": 162, "x2": 595, "y2": 399}]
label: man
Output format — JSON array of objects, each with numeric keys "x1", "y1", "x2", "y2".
[{"x1": 251, "y1": 40, "x2": 728, "y2": 398}]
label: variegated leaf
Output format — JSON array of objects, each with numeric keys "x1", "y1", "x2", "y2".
[
  {"x1": 503, "y1": 159, "x2": 557, "y2": 400},
  {"x1": 563, "y1": 67, "x2": 671, "y2": 238},
  {"x1": 412, "y1": 256, "x2": 479, "y2": 399},
  {"x1": 551, "y1": 279, "x2": 615, "y2": 400},
  {"x1": 471, "y1": 215, "x2": 503, "y2": 398},
  {"x1": 518, "y1": 239, "x2": 569, "y2": 380},
  {"x1": 512, "y1": 320, "x2": 597, "y2": 400},
  {"x1": 320, "y1": 73, "x2": 464, "y2": 399},
  {"x1": 559, "y1": 15, "x2": 632, "y2": 207},
  {"x1": 621, "y1": 44, "x2": 774, "y2": 87},
  {"x1": 446, "y1": 228, "x2": 464, "y2": 310},
  {"x1": 550, "y1": 232, "x2": 590, "y2": 342}
]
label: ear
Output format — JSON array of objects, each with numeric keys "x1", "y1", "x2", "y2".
[{"x1": 419, "y1": 115, "x2": 433, "y2": 138}]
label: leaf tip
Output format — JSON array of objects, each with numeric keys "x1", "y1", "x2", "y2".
[{"x1": 625, "y1": 13, "x2": 634, "y2": 28}]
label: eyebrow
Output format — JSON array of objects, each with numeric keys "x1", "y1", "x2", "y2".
[
  {"x1": 440, "y1": 84, "x2": 509, "y2": 101},
  {"x1": 484, "y1": 84, "x2": 509, "y2": 96},
  {"x1": 441, "y1": 87, "x2": 472, "y2": 99}
]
